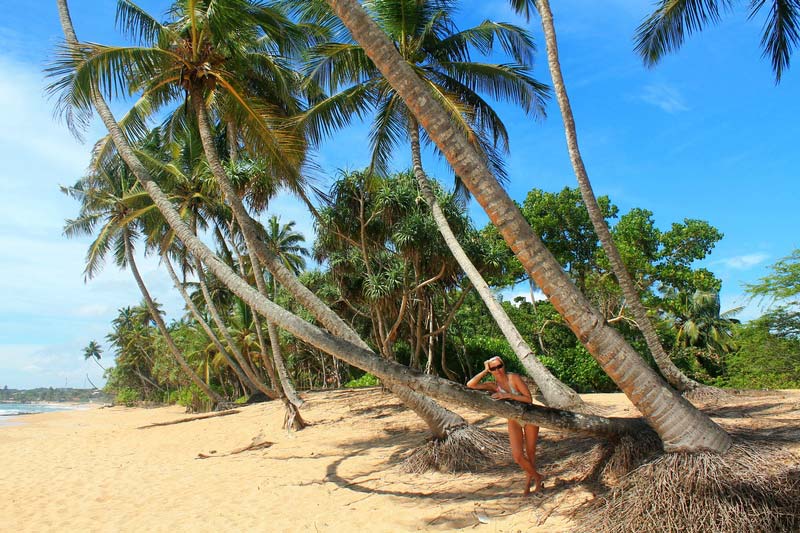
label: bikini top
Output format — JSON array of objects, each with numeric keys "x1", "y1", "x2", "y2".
[{"x1": 496, "y1": 376, "x2": 520, "y2": 396}]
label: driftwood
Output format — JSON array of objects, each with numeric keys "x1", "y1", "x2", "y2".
[
  {"x1": 137, "y1": 409, "x2": 240, "y2": 429},
  {"x1": 196, "y1": 439, "x2": 273, "y2": 459}
]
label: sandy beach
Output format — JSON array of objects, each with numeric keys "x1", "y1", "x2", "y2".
[{"x1": 2, "y1": 388, "x2": 798, "y2": 532}]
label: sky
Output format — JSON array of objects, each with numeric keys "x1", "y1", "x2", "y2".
[{"x1": 0, "y1": 0, "x2": 797, "y2": 389}]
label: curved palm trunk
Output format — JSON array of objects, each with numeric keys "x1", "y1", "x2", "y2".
[
  {"x1": 56, "y1": 0, "x2": 647, "y2": 442},
  {"x1": 324, "y1": 0, "x2": 730, "y2": 453},
  {"x1": 230, "y1": 236, "x2": 283, "y2": 391},
  {"x1": 535, "y1": 0, "x2": 698, "y2": 393},
  {"x1": 188, "y1": 88, "x2": 470, "y2": 433},
  {"x1": 190, "y1": 94, "x2": 304, "y2": 410},
  {"x1": 163, "y1": 252, "x2": 257, "y2": 393},
  {"x1": 192, "y1": 256, "x2": 280, "y2": 402},
  {"x1": 408, "y1": 119, "x2": 583, "y2": 410},
  {"x1": 122, "y1": 235, "x2": 221, "y2": 405}
]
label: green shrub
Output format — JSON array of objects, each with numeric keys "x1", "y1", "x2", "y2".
[
  {"x1": 540, "y1": 346, "x2": 616, "y2": 393},
  {"x1": 345, "y1": 373, "x2": 380, "y2": 388},
  {"x1": 168, "y1": 385, "x2": 210, "y2": 411},
  {"x1": 115, "y1": 388, "x2": 140, "y2": 407}
]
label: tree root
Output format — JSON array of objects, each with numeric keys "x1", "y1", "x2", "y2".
[
  {"x1": 283, "y1": 402, "x2": 307, "y2": 431},
  {"x1": 402, "y1": 425, "x2": 509, "y2": 473},
  {"x1": 575, "y1": 439, "x2": 800, "y2": 533}
]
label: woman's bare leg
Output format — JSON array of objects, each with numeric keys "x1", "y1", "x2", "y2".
[
  {"x1": 524, "y1": 424, "x2": 543, "y2": 492},
  {"x1": 508, "y1": 419, "x2": 537, "y2": 496}
]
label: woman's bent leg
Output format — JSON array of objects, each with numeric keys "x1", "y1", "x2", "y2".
[
  {"x1": 508, "y1": 419, "x2": 537, "y2": 496},
  {"x1": 524, "y1": 424, "x2": 543, "y2": 492}
]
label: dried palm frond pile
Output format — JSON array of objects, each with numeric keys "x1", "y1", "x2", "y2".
[
  {"x1": 402, "y1": 425, "x2": 508, "y2": 473},
  {"x1": 577, "y1": 440, "x2": 800, "y2": 533}
]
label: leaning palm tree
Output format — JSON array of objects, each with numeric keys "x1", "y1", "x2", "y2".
[
  {"x1": 299, "y1": 0, "x2": 583, "y2": 409},
  {"x1": 53, "y1": 0, "x2": 734, "y2": 471},
  {"x1": 51, "y1": 0, "x2": 633, "y2": 471},
  {"x1": 503, "y1": 0, "x2": 704, "y2": 393},
  {"x1": 61, "y1": 158, "x2": 222, "y2": 406},
  {"x1": 635, "y1": 0, "x2": 799, "y2": 83},
  {"x1": 52, "y1": 0, "x2": 500, "y2": 457},
  {"x1": 321, "y1": 0, "x2": 732, "y2": 452}
]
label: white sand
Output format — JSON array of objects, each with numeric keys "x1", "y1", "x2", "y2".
[{"x1": 1, "y1": 388, "x2": 797, "y2": 532}]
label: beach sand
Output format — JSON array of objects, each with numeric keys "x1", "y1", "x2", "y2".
[{"x1": 1, "y1": 388, "x2": 798, "y2": 532}]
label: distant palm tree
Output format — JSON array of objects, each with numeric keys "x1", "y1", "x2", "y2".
[
  {"x1": 671, "y1": 291, "x2": 741, "y2": 357},
  {"x1": 83, "y1": 340, "x2": 105, "y2": 370},
  {"x1": 635, "y1": 0, "x2": 799, "y2": 82},
  {"x1": 265, "y1": 216, "x2": 308, "y2": 284},
  {"x1": 62, "y1": 157, "x2": 222, "y2": 405}
]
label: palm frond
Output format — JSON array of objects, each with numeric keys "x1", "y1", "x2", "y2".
[
  {"x1": 368, "y1": 90, "x2": 407, "y2": 176},
  {"x1": 634, "y1": 0, "x2": 735, "y2": 66},
  {"x1": 750, "y1": 0, "x2": 800, "y2": 82},
  {"x1": 116, "y1": 0, "x2": 171, "y2": 45},
  {"x1": 298, "y1": 81, "x2": 376, "y2": 146}
]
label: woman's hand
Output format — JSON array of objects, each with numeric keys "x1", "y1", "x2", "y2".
[
  {"x1": 483, "y1": 360, "x2": 491, "y2": 373},
  {"x1": 491, "y1": 392, "x2": 509, "y2": 400}
]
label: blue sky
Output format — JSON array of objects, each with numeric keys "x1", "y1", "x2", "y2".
[{"x1": 0, "y1": 0, "x2": 797, "y2": 389}]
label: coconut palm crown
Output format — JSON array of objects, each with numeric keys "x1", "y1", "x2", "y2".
[{"x1": 47, "y1": 0, "x2": 312, "y2": 181}]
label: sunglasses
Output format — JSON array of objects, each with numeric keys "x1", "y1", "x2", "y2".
[{"x1": 489, "y1": 362, "x2": 504, "y2": 371}]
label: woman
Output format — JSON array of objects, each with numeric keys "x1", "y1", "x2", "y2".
[{"x1": 467, "y1": 356, "x2": 543, "y2": 495}]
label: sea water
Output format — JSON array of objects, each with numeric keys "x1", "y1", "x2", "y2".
[{"x1": 0, "y1": 403, "x2": 76, "y2": 426}]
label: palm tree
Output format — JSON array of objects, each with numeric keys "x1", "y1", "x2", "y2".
[
  {"x1": 671, "y1": 290, "x2": 741, "y2": 360},
  {"x1": 135, "y1": 125, "x2": 261, "y2": 395},
  {"x1": 54, "y1": 0, "x2": 472, "y2": 441},
  {"x1": 321, "y1": 0, "x2": 732, "y2": 453},
  {"x1": 53, "y1": 0, "x2": 667, "y2": 450},
  {"x1": 635, "y1": 0, "x2": 799, "y2": 83},
  {"x1": 299, "y1": 0, "x2": 582, "y2": 409},
  {"x1": 83, "y1": 340, "x2": 105, "y2": 370},
  {"x1": 61, "y1": 158, "x2": 221, "y2": 405},
  {"x1": 503, "y1": 0, "x2": 703, "y2": 394}
]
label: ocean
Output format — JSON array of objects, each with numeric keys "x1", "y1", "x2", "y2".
[{"x1": 0, "y1": 403, "x2": 77, "y2": 425}]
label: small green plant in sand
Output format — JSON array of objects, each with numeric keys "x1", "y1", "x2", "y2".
[{"x1": 344, "y1": 373, "x2": 380, "y2": 388}]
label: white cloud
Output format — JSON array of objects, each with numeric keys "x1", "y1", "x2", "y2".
[
  {"x1": 718, "y1": 253, "x2": 769, "y2": 270},
  {"x1": 640, "y1": 83, "x2": 689, "y2": 113}
]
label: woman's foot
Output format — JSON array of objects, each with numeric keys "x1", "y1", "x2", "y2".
[{"x1": 523, "y1": 472, "x2": 543, "y2": 496}]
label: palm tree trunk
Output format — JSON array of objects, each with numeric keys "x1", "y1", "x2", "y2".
[
  {"x1": 192, "y1": 256, "x2": 279, "y2": 401},
  {"x1": 409, "y1": 119, "x2": 583, "y2": 410},
  {"x1": 535, "y1": 0, "x2": 698, "y2": 394},
  {"x1": 122, "y1": 233, "x2": 221, "y2": 405},
  {"x1": 230, "y1": 237, "x2": 280, "y2": 390},
  {"x1": 187, "y1": 85, "x2": 475, "y2": 434},
  {"x1": 323, "y1": 0, "x2": 730, "y2": 453},
  {"x1": 190, "y1": 92, "x2": 305, "y2": 410},
  {"x1": 55, "y1": 0, "x2": 651, "y2": 443},
  {"x1": 163, "y1": 252, "x2": 257, "y2": 393}
]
